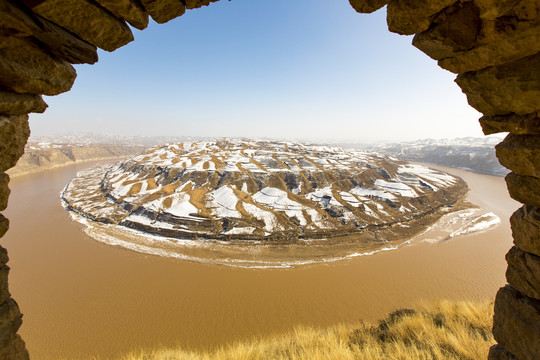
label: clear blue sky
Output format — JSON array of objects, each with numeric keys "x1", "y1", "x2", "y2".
[{"x1": 30, "y1": 0, "x2": 483, "y2": 142}]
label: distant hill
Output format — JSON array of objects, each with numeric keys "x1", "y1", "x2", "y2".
[
  {"x1": 8, "y1": 133, "x2": 210, "y2": 177},
  {"x1": 367, "y1": 136, "x2": 509, "y2": 177},
  {"x1": 11, "y1": 134, "x2": 510, "y2": 178},
  {"x1": 8, "y1": 142, "x2": 148, "y2": 178}
]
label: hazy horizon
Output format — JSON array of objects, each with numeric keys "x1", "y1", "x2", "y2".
[
  {"x1": 26, "y1": 131, "x2": 505, "y2": 146},
  {"x1": 30, "y1": 0, "x2": 482, "y2": 142}
]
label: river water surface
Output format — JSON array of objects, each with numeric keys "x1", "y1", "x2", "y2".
[{"x1": 2, "y1": 162, "x2": 518, "y2": 359}]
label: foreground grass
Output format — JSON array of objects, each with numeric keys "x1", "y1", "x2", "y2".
[{"x1": 123, "y1": 301, "x2": 494, "y2": 360}]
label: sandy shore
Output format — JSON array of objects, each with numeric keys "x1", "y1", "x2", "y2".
[{"x1": 1, "y1": 161, "x2": 518, "y2": 359}]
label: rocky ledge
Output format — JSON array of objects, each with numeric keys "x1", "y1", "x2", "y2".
[{"x1": 61, "y1": 139, "x2": 468, "y2": 243}]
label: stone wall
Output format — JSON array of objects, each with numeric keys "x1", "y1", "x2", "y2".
[{"x1": 0, "y1": 0, "x2": 538, "y2": 358}]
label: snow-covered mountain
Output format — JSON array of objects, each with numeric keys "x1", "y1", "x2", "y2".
[
  {"x1": 368, "y1": 136, "x2": 509, "y2": 177},
  {"x1": 62, "y1": 140, "x2": 467, "y2": 243}
]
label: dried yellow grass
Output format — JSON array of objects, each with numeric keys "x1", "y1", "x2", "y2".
[{"x1": 121, "y1": 300, "x2": 494, "y2": 360}]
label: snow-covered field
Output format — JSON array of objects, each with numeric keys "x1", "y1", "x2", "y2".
[{"x1": 61, "y1": 139, "x2": 469, "y2": 262}]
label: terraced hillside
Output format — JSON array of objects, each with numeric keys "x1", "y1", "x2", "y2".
[{"x1": 62, "y1": 140, "x2": 468, "y2": 243}]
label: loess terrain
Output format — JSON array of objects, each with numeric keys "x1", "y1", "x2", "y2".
[
  {"x1": 62, "y1": 140, "x2": 468, "y2": 246},
  {"x1": 7, "y1": 142, "x2": 146, "y2": 177}
]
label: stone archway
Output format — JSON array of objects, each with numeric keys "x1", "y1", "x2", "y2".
[{"x1": 0, "y1": 0, "x2": 538, "y2": 358}]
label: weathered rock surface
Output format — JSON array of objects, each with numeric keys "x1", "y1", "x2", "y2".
[
  {"x1": 511, "y1": 205, "x2": 540, "y2": 257},
  {"x1": 22, "y1": 0, "x2": 134, "y2": 52},
  {"x1": 0, "y1": 248, "x2": 25, "y2": 360},
  {"x1": 140, "y1": 0, "x2": 185, "y2": 24},
  {"x1": 0, "y1": 299, "x2": 23, "y2": 346},
  {"x1": 480, "y1": 113, "x2": 540, "y2": 135},
  {"x1": 493, "y1": 285, "x2": 540, "y2": 360},
  {"x1": 184, "y1": 0, "x2": 220, "y2": 10},
  {"x1": 0, "y1": 215, "x2": 8, "y2": 238},
  {"x1": 0, "y1": 174, "x2": 8, "y2": 212},
  {"x1": 349, "y1": 0, "x2": 389, "y2": 13},
  {"x1": 440, "y1": 26, "x2": 540, "y2": 74},
  {"x1": 0, "y1": 239, "x2": 25, "y2": 360},
  {"x1": 506, "y1": 246, "x2": 540, "y2": 300},
  {"x1": 456, "y1": 52, "x2": 540, "y2": 116},
  {"x1": 0, "y1": 265, "x2": 9, "y2": 305},
  {"x1": 413, "y1": 2, "x2": 481, "y2": 65},
  {"x1": 386, "y1": 0, "x2": 456, "y2": 35},
  {"x1": 0, "y1": 333, "x2": 28, "y2": 360},
  {"x1": 505, "y1": 172, "x2": 540, "y2": 208},
  {"x1": 94, "y1": 0, "x2": 149, "y2": 30},
  {"x1": 414, "y1": 0, "x2": 540, "y2": 74},
  {"x1": 0, "y1": 115, "x2": 30, "y2": 173},
  {"x1": 474, "y1": 0, "x2": 521, "y2": 19},
  {"x1": 496, "y1": 134, "x2": 540, "y2": 177},
  {"x1": 488, "y1": 344, "x2": 518, "y2": 360},
  {"x1": 0, "y1": 35, "x2": 76, "y2": 95},
  {"x1": 0, "y1": 247, "x2": 7, "y2": 268},
  {"x1": 0, "y1": 90, "x2": 47, "y2": 115},
  {"x1": 0, "y1": 0, "x2": 98, "y2": 64}
]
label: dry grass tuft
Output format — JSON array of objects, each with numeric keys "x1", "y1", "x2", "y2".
[{"x1": 120, "y1": 300, "x2": 494, "y2": 360}]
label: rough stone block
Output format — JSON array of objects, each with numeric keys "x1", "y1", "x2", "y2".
[
  {"x1": 475, "y1": 0, "x2": 521, "y2": 20},
  {"x1": 0, "y1": 0, "x2": 98, "y2": 64},
  {"x1": 506, "y1": 246, "x2": 540, "y2": 300},
  {"x1": 0, "y1": 215, "x2": 7, "y2": 240},
  {"x1": 0, "y1": 299, "x2": 23, "y2": 347},
  {"x1": 511, "y1": 205, "x2": 540, "y2": 257},
  {"x1": 0, "y1": 334, "x2": 29, "y2": 360},
  {"x1": 0, "y1": 115, "x2": 29, "y2": 173},
  {"x1": 413, "y1": 2, "x2": 481, "y2": 61},
  {"x1": 439, "y1": 23, "x2": 540, "y2": 74},
  {"x1": 140, "y1": 0, "x2": 185, "y2": 24},
  {"x1": 0, "y1": 90, "x2": 47, "y2": 115},
  {"x1": 488, "y1": 344, "x2": 517, "y2": 360},
  {"x1": 493, "y1": 285, "x2": 540, "y2": 360},
  {"x1": 22, "y1": 0, "x2": 133, "y2": 52},
  {"x1": 184, "y1": 0, "x2": 221, "y2": 10},
  {"x1": 420, "y1": 0, "x2": 540, "y2": 73},
  {"x1": 386, "y1": 0, "x2": 456, "y2": 35},
  {"x1": 349, "y1": 0, "x2": 389, "y2": 13},
  {"x1": 0, "y1": 35, "x2": 76, "y2": 96},
  {"x1": 505, "y1": 172, "x2": 540, "y2": 207},
  {"x1": 0, "y1": 216, "x2": 7, "y2": 240},
  {"x1": 94, "y1": 0, "x2": 149, "y2": 30},
  {"x1": 456, "y1": 52, "x2": 540, "y2": 116},
  {"x1": 480, "y1": 113, "x2": 540, "y2": 135},
  {"x1": 0, "y1": 174, "x2": 8, "y2": 212},
  {"x1": 0, "y1": 246, "x2": 7, "y2": 267},
  {"x1": 496, "y1": 134, "x2": 540, "y2": 177},
  {"x1": 0, "y1": 266, "x2": 9, "y2": 305}
]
